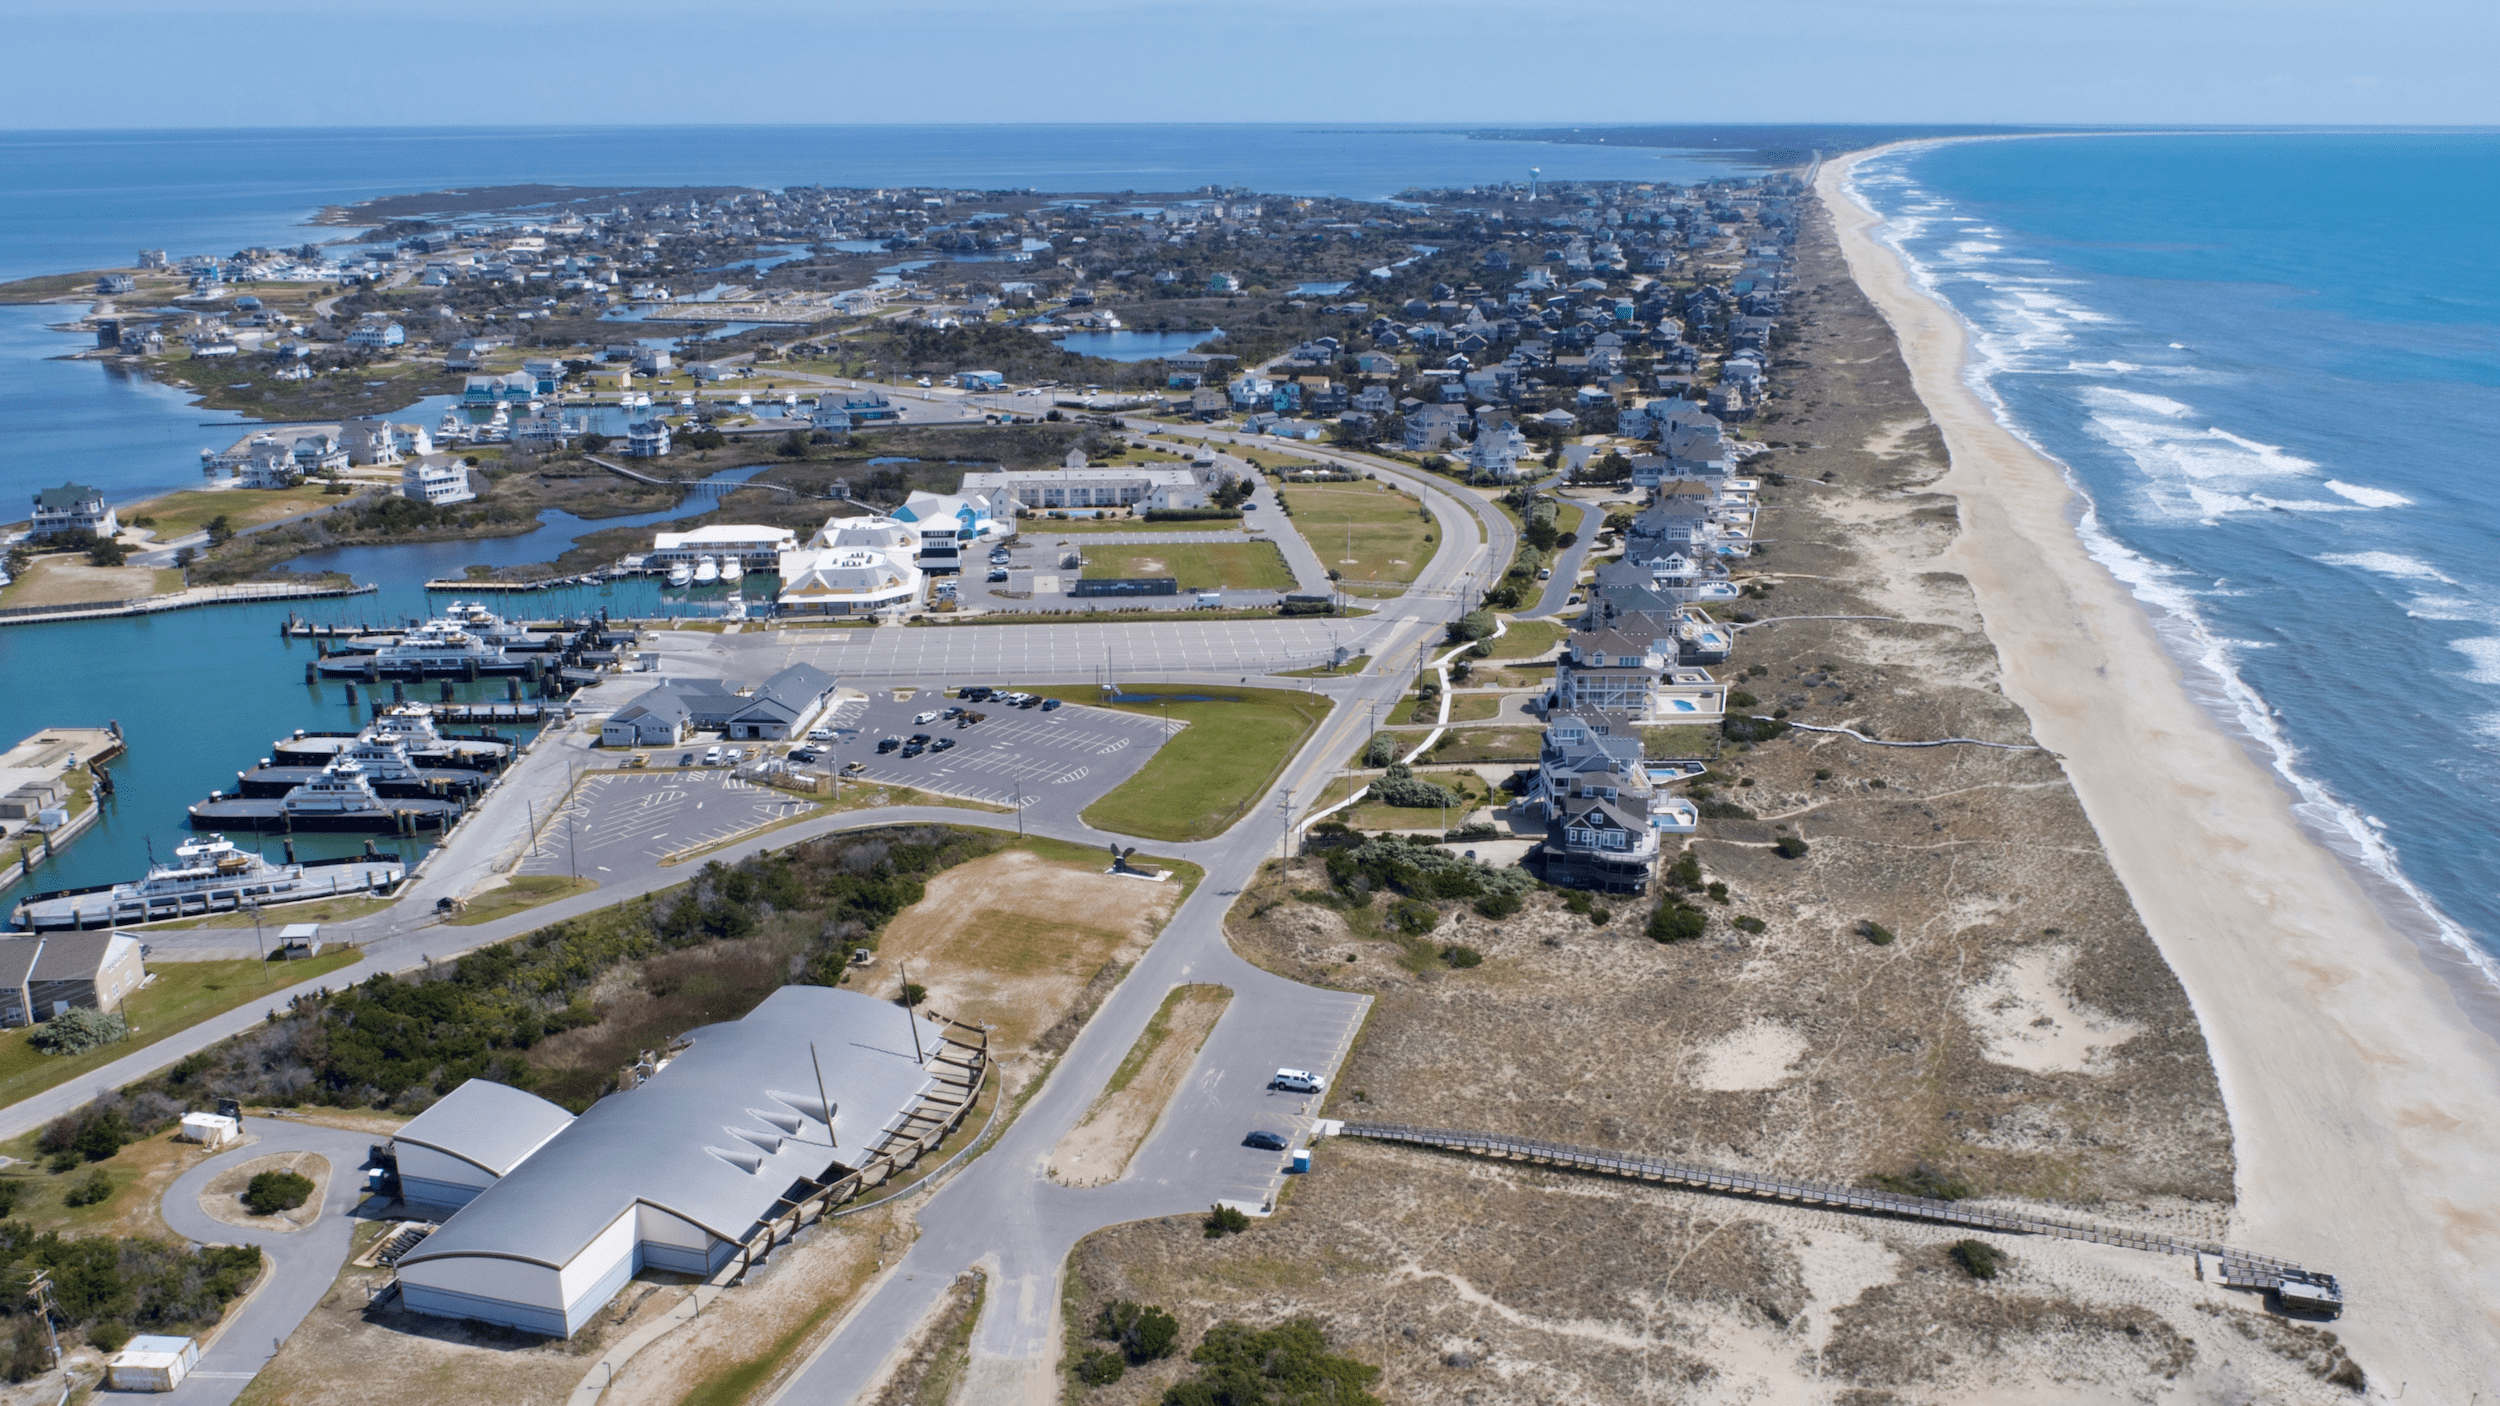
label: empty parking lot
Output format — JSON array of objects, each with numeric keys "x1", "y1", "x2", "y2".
[
  {"x1": 519, "y1": 769, "x2": 817, "y2": 877},
  {"x1": 811, "y1": 689, "x2": 1172, "y2": 817}
]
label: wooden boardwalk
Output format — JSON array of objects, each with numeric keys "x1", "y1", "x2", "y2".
[{"x1": 1336, "y1": 1121, "x2": 2339, "y2": 1311}]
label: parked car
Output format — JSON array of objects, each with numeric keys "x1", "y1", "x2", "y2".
[
  {"x1": 876, "y1": 737, "x2": 902, "y2": 753},
  {"x1": 930, "y1": 737, "x2": 956, "y2": 753},
  {"x1": 908, "y1": 733, "x2": 932, "y2": 745},
  {"x1": 913, "y1": 711, "x2": 939, "y2": 725},
  {"x1": 901, "y1": 743, "x2": 925, "y2": 758},
  {"x1": 724, "y1": 748, "x2": 744, "y2": 764},
  {"x1": 1040, "y1": 698, "x2": 1063, "y2": 712},
  {"x1": 1270, "y1": 1068, "x2": 1325, "y2": 1094},
  {"x1": 842, "y1": 760, "x2": 867, "y2": 775},
  {"x1": 942, "y1": 706, "x2": 964, "y2": 719},
  {"x1": 704, "y1": 746, "x2": 722, "y2": 765},
  {"x1": 678, "y1": 752, "x2": 695, "y2": 766},
  {"x1": 1018, "y1": 695, "x2": 1042, "y2": 709},
  {"x1": 988, "y1": 569, "x2": 1008, "y2": 582},
  {"x1": 807, "y1": 727, "x2": 834, "y2": 741},
  {"x1": 1243, "y1": 1130, "x2": 1289, "y2": 1151},
  {"x1": 790, "y1": 747, "x2": 820, "y2": 763},
  {"x1": 960, "y1": 687, "x2": 991, "y2": 701}
]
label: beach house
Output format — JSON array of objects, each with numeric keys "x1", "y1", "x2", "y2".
[{"x1": 29, "y1": 484, "x2": 118, "y2": 541}]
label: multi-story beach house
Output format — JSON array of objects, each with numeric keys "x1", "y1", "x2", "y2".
[
  {"x1": 29, "y1": 484, "x2": 117, "y2": 541},
  {"x1": 403, "y1": 461, "x2": 475, "y2": 506},
  {"x1": 1519, "y1": 709, "x2": 1664, "y2": 893}
]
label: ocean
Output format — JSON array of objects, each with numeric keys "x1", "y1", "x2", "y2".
[
  {"x1": 0, "y1": 123, "x2": 1756, "y2": 908},
  {"x1": 1849, "y1": 133, "x2": 2500, "y2": 989}
]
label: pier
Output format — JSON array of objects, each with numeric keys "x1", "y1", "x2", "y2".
[
  {"x1": 1336, "y1": 1121, "x2": 2342, "y2": 1314},
  {"x1": 0, "y1": 580, "x2": 376, "y2": 629}
]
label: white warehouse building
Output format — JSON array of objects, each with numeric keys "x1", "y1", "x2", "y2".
[{"x1": 393, "y1": 986, "x2": 945, "y2": 1337}]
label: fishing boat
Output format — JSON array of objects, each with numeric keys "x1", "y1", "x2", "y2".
[
  {"x1": 10, "y1": 834, "x2": 406, "y2": 931},
  {"x1": 720, "y1": 557, "x2": 744, "y2": 583},
  {"x1": 693, "y1": 556, "x2": 720, "y2": 584},
  {"x1": 667, "y1": 562, "x2": 693, "y2": 587}
]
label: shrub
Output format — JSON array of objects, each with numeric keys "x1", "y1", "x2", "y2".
[
  {"x1": 72, "y1": 1110, "x2": 130, "y2": 1164},
  {"x1": 1722, "y1": 714, "x2": 1788, "y2": 744},
  {"x1": 1362, "y1": 734, "x2": 1398, "y2": 768},
  {"x1": 1587, "y1": 905, "x2": 1611, "y2": 926},
  {"x1": 1705, "y1": 882, "x2": 1728, "y2": 904},
  {"x1": 87, "y1": 1322, "x2": 131, "y2": 1354},
  {"x1": 898, "y1": 982, "x2": 928, "y2": 1008},
  {"x1": 1649, "y1": 900, "x2": 1707, "y2": 944},
  {"x1": 0, "y1": 1183, "x2": 21, "y2": 1219},
  {"x1": 1698, "y1": 800, "x2": 1754, "y2": 820},
  {"x1": 1773, "y1": 835, "x2": 1810, "y2": 859},
  {"x1": 1949, "y1": 1239, "x2": 2003, "y2": 1280},
  {"x1": 1446, "y1": 610, "x2": 1496, "y2": 643},
  {"x1": 1170, "y1": 1320, "x2": 1381, "y2": 1405},
  {"x1": 1728, "y1": 690, "x2": 1758, "y2": 710},
  {"x1": 243, "y1": 1169, "x2": 314, "y2": 1216},
  {"x1": 1074, "y1": 1346, "x2": 1126, "y2": 1385},
  {"x1": 1860, "y1": 920, "x2": 1896, "y2": 946},
  {"x1": 1667, "y1": 849, "x2": 1703, "y2": 891},
  {"x1": 1813, "y1": 768, "x2": 1833, "y2": 781},
  {"x1": 1733, "y1": 915, "x2": 1767, "y2": 934},
  {"x1": 1439, "y1": 944, "x2": 1482, "y2": 969},
  {"x1": 1387, "y1": 898, "x2": 1438, "y2": 936},
  {"x1": 64, "y1": 1169, "x2": 114, "y2": 1208},
  {"x1": 1870, "y1": 1164, "x2": 1976, "y2": 1201},
  {"x1": 1472, "y1": 891, "x2": 1522, "y2": 919},
  {"x1": 30, "y1": 1007, "x2": 127, "y2": 1056},
  {"x1": 1203, "y1": 1203, "x2": 1250, "y2": 1238},
  {"x1": 1368, "y1": 764, "x2": 1463, "y2": 810},
  {"x1": 1095, "y1": 1299, "x2": 1180, "y2": 1361}
]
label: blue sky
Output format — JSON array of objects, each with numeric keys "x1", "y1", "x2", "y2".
[{"x1": 6, "y1": 0, "x2": 2495, "y2": 129}]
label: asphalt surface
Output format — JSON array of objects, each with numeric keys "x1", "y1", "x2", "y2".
[
  {"x1": 156, "y1": 1120, "x2": 382, "y2": 1406},
  {"x1": 0, "y1": 429, "x2": 1504, "y2": 1401},
  {"x1": 519, "y1": 769, "x2": 817, "y2": 878},
  {"x1": 823, "y1": 689, "x2": 1169, "y2": 815}
]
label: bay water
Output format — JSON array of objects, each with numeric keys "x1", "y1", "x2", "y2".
[{"x1": 1850, "y1": 133, "x2": 2500, "y2": 990}]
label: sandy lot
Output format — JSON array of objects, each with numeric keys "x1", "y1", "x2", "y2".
[
  {"x1": 872, "y1": 849, "x2": 1179, "y2": 1057},
  {"x1": 0, "y1": 553, "x2": 164, "y2": 608},
  {"x1": 1049, "y1": 984, "x2": 1231, "y2": 1187}
]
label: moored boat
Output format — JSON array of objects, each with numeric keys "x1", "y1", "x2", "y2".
[
  {"x1": 9, "y1": 834, "x2": 406, "y2": 931},
  {"x1": 188, "y1": 762, "x2": 464, "y2": 833}
]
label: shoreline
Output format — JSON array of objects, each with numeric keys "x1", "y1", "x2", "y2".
[{"x1": 1820, "y1": 144, "x2": 2500, "y2": 1391}]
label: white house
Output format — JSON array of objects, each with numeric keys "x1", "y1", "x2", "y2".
[
  {"x1": 403, "y1": 460, "x2": 475, "y2": 506},
  {"x1": 1465, "y1": 423, "x2": 1531, "y2": 480},
  {"x1": 626, "y1": 420, "x2": 672, "y2": 458},
  {"x1": 29, "y1": 484, "x2": 118, "y2": 541},
  {"x1": 345, "y1": 317, "x2": 405, "y2": 351},
  {"x1": 957, "y1": 467, "x2": 1203, "y2": 515},
  {"x1": 776, "y1": 516, "x2": 922, "y2": 616}
]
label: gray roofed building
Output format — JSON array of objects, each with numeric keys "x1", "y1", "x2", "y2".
[
  {"x1": 600, "y1": 680, "x2": 743, "y2": 748},
  {"x1": 0, "y1": 931, "x2": 145, "y2": 1028},
  {"x1": 395, "y1": 986, "x2": 938, "y2": 1337},
  {"x1": 388, "y1": 1080, "x2": 575, "y2": 1208},
  {"x1": 725, "y1": 663, "x2": 838, "y2": 741}
]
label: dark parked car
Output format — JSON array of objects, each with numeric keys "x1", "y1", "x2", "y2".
[
  {"x1": 1018, "y1": 695, "x2": 1042, "y2": 709},
  {"x1": 960, "y1": 686, "x2": 989, "y2": 701},
  {"x1": 678, "y1": 753, "x2": 694, "y2": 766},
  {"x1": 988, "y1": 569, "x2": 1009, "y2": 582},
  {"x1": 1040, "y1": 698, "x2": 1063, "y2": 712},
  {"x1": 908, "y1": 732, "x2": 932, "y2": 745},
  {"x1": 1243, "y1": 1130, "x2": 1289, "y2": 1151},
  {"x1": 931, "y1": 737, "x2": 956, "y2": 753},
  {"x1": 901, "y1": 744, "x2": 925, "y2": 758},
  {"x1": 876, "y1": 737, "x2": 902, "y2": 754},
  {"x1": 790, "y1": 747, "x2": 820, "y2": 763}
]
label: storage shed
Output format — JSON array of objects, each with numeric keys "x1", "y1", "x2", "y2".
[
  {"x1": 395, "y1": 986, "x2": 937, "y2": 1336},
  {"x1": 106, "y1": 1335, "x2": 199, "y2": 1391},
  {"x1": 178, "y1": 1112, "x2": 238, "y2": 1146},
  {"x1": 387, "y1": 1079, "x2": 575, "y2": 1209}
]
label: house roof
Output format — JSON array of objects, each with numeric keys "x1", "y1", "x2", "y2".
[
  {"x1": 397, "y1": 986, "x2": 937, "y2": 1271},
  {"x1": 391, "y1": 1078, "x2": 575, "y2": 1177},
  {"x1": 33, "y1": 484, "x2": 99, "y2": 511}
]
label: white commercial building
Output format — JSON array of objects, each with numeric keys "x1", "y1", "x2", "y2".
[
  {"x1": 776, "y1": 515, "x2": 921, "y2": 616},
  {"x1": 957, "y1": 467, "x2": 1204, "y2": 515},
  {"x1": 393, "y1": 987, "x2": 942, "y2": 1337},
  {"x1": 649, "y1": 524, "x2": 799, "y2": 569}
]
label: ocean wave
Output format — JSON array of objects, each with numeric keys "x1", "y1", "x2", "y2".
[
  {"x1": 2317, "y1": 551, "x2": 2454, "y2": 583},
  {"x1": 2322, "y1": 479, "x2": 2415, "y2": 509},
  {"x1": 2450, "y1": 636, "x2": 2500, "y2": 685},
  {"x1": 1849, "y1": 156, "x2": 2500, "y2": 993}
]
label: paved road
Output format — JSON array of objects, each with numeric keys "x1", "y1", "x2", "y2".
[
  {"x1": 157, "y1": 1120, "x2": 380, "y2": 1406},
  {"x1": 0, "y1": 415, "x2": 1505, "y2": 1400},
  {"x1": 1521, "y1": 489, "x2": 1600, "y2": 620}
]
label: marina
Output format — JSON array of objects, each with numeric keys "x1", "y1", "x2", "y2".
[{"x1": 188, "y1": 761, "x2": 464, "y2": 833}]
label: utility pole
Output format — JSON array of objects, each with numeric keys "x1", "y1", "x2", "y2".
[
  {"x1": 899, "y1": 961, "x2": 925, "y2": 1063},
  {"x1": 1013, "y1": 778, "x2": 1024, "y2": 838},
  {"x1": 249, "y1": 900, "x2": 267, "y2": 986},
  {"x1": 24, "y1": 1271, "x2": 59, "y2": 1371},
  {"x1": 1277, "y1": 786, "x2": 1295, "y2": 865}
]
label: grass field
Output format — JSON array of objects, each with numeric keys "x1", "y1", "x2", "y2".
[
  {"x1": 445, "y1": 874, "x2": 597, "y2": 926},
  {"x1": 1411, "y1": 727, "x2": 1545, "y2": 764},
  {"x1": 130, "y1": 486, "x2": 333, "y2": 538},
  {"x1": 1023, "y1": 684, "x2": 1331, "y2": 842},
  {"x1": 1312, "y1": 768, "x2": 1496, "y2": 832},
  {"x1": 1274, "y1": 481, "x2": 1438, "y2": 593},
  {"x1": 0, "y1": 951, "x2": 360, "y2": 1115},
  {"x1": 1278, "y1": 654, "x2": 1371, "y2": 678},
  {"x1": 1640, "y1": 724, "x2": 1724, "y2": 759},
  {"x1": 1077, "y1": 541, "x2": 1294, "y2": 591},
  {"x1": 0, "y1": 555, "x2": 171, "y2": 609},
  {"x1": 1483, "y1": 619, "x2": 1565, "y2": 660}
]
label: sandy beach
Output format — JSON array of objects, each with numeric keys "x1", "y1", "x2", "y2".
[{"x1": 1821, "y1": 145, "x2": 2500, "y2": 1393}]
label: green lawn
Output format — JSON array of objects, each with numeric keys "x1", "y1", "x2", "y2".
[
  {"x1": 128, "y1": 487, "x2": 332, "y2": 539},
  {"x1": 1640, "y1": 724, "x2": 1724, "y2": 759},
  {"x1": 1484, "y1": 619, "x2": 1565, "y2": 660},
  {"x1": 445, "y1": 874, "x2": 597, "y2": 926},
  {"x1": 1024, "y1": 685, "x2": 1332, "y2": 842},
  {"x1": 1275, "y1": 481, "x2": 1439, "y2": 592},
  {"x1": 0, "y1": 951, "x2": 360, "y2": 1114},
  {"x1": 1078, "y1": 542, "x2": 1294, "y2": 591},
  {"x1": 1278, "y1": 655, "x2": 1370, "y2": 678}
]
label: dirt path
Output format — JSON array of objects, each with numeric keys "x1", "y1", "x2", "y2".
[{"x1": 1048, "y1": 985, "x2": 1231, "y2": 1187}]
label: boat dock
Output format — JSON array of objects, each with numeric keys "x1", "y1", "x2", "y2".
[{"x1": 419, "y1": 573, "x2": 616, "y2": 593}]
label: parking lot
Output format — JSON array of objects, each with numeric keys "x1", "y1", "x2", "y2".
[
  {"x1": 807, "y1": 687, "x2": 1173, "y2": 814},
  {"x1": 519, "y1": 769, "x2": 817, "y2": 876}
]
